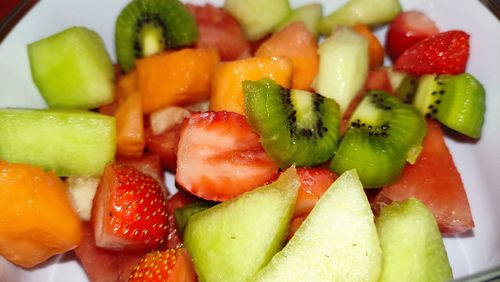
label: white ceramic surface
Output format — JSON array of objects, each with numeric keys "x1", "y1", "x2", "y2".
[{"x1": 0, "y1": 0, "x2": 499, "y2": 281}]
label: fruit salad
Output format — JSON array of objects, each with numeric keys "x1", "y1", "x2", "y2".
[{"x1": 0, "y1": 0, "x2": 491, "y2": 281}]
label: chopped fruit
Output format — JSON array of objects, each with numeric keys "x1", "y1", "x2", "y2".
[
  {"x1": 74, "y1": 223, "x2": 146, "y2": 282},
  {"x1": 364, "y1": 69, "x2": 393, "y2": 94},
  {"x1": 210, "y1": 56, "x2": 293, "y2": 114},
  {"x1": 224, "y1": 0, "x2": 291, "y2": 41},
  {"x1": 67, "y1": 176, "x2": 100, "y2": 221},
  {"x1": 187, "y1": 4, "x2": 251, "y2": 61},
  {"x1": 395, "y1": 30, "x2": 469, "y2": 76},
  {"x1": 166, "y1": 191, "x2": 198, "y2": 249},
  {"x1": 376, "y1": 199, "x2": 453, "y2": 281},
  {"x1": 136, "y1": 48, "x2": 220, "y2": 113},
  {"x1": 0, "y1": 109, "x2": 115, "y2": 177},
  {"x1": 28, "y1": 26, "x2": 114, "y2": 109},
  {"x1": 129, "y1": 248, "x2": 197, "y2": 282},
  {"x1": 184, "y1": 167, "x2": 300, "y2": 282},
  {"x1": 275, "y1": 3, "x2": 322, "y2": 38},
  {"x1": 352, "y1": 23, "x2": 385, "y2": 69},
  {"x1": 114, "y1": 91, "x2": 145, "y2": 157},
  {"x1": 253, "y1": 170, "x2": 381, "y2": 281},
  {"x1": 149, "y1": 105, "x2": 191, "y2": 136},
  {"x1": 386, "y1": 11, "x2": 439, "y2": 62},
  {"x1": 99, "y1": 70, "x2": 137, "y2": 116},
  {"x1": 116, "y1": 153, "x2": 165, "y2": 191},
  {"x1": 287, "y1": 214, "x2": 308, "y2": 241},
  {"x1": 255, "y1": 22, "x2": 319, "y2": 90},
  {"x1": 145, "y1": 125, "x2": 182, "y2": 172},
  {"x1": 375, "y1": 120, "x2": 474, "y2": 234},
  {"x1": 176, "y1": 111, "x2": 279, "y2": 201},
  {"x1": 174, "y1": 201, "x2": 214, "y2": 235},
  {"x1": 294, "y1": 167, "x2": 338, "y2": 217},
  {"x1": 92, "y1": 164, "x2": 168, "y2": 251},
  {"x1": 0, "y1": 161, "x2": 83, "y2": 268}
]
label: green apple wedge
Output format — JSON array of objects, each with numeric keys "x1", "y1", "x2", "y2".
[
  {"x1": 183, "y1": 167, "x2": 301, "y2": 282},
  {"x1": 376, "y1": 198, "x2": 453, "y2": 282},
  {"x1": 253, "y1": 169, "x2": 381, "y2": 282}
]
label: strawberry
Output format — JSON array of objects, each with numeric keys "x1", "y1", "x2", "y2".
[
  {"x1": 294, "y1": 167, "x2": 337, "y2": 217},
  {"x1": 394, "y1": 30, "x2": 470, "y2": 76},
  {"x1": 386, "y1": 11, "x2": 439, "y2": 61},
  {"x1": 175, "y1": 111, "x2": 279, "y2": 201},
  {"x1": 116, "y1": 153, "x2": 166, "y2": 190},
  {"x1": 92, "y1": 163, "x2": 168, "y2": 251},
  {"x1": 165, "y1": 191, "x2": 198, "y2": 249},
  {"x1": 145, "y1": 124, "x2": 182, "y2": 173},
  {"x1": 129, "y1": 248, "x2": 197, "y2": 282}
]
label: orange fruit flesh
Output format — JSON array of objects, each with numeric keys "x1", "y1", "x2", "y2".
[{"x1": 0, "y1": 161, "x2": 83, "y2": 268}]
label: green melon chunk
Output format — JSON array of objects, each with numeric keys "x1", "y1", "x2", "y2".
[
  {"x1": 0, "y1": 109, "x2": 115, "y2": 177},
  {"x1": 253, "y1": 170, "x2": 381, "y2": 282},
  {"x1": 224, "y1": 0, "x2": 291, "y2": 41},
  {"x1": 28, "y1": 27, "x2": 114, "y2": 110},
  {"x1": 376, "y1": 198, "x2": 453, "y2": 282},
  {"x1": 319, "y1": 0, "x2": 402, "y2": 36},
  {"x1": 274, "y1": 3, "x2": 323, "y2": 38},
  {"x1": 184, "y1": 167, "x2": 300, "y2": 282}
]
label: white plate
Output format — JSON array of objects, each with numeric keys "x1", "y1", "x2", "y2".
[{"x1": 0, "y1": 0, "x2": 499, "y2": 281}]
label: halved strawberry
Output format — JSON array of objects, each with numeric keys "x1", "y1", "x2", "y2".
[
  {"x1": 294, "y1": 167, "x2": 337, "y2": 217},
  {"x1": 165, "y1": 191, "x2": 198, "y2": 249},
  {"x1": 175, "y1": 111, "x2": 279, "y2": 201},
  {"x1": 386, "y1": 11, "x2": 439, "y2": 62},
  {"x1": 129, "y1": 248, "x2": 197, "y2": 282},
  {"x1": 92, "y1": 164, "x2": 168, "y2": 251},
  {"x1": 187, "y1": 4, "x2": 251, "y2": 61},
  {"x1": 394, "y1": 30, "x2": 470, "y2": 76}
]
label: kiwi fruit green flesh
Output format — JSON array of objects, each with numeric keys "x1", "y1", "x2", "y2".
[
  {"x1": 331, "y1": 91, "x2": 426, "y2": 188},
  {"x1": 0, "y1": 109, "x2": 115, "y2": 177},
  {"x1": 254, "y1": 170, "x2": 381, "y2": 282},
  {"x1": 413, "y1": 73, "x2": 486, "y2": 138},
  {"x1": 174, "y1": 201, "x2": 214, "y2": 235},
  {"x1": 319, "y1": 0, "x2": 401, "y2": 36},
  {"x1": 274, "y1": 3, "x2": 323, "y2": 38},
  {"x1": 376, "y1": 198, "x2": 453, "y2": 282},
  {"x1": 183, "y1": 167, "x2": 300, "y2": 282},
  {"x1": 28, "y1": 27, "x2": 114, "y2": 110},
  {"x1": 115, "y1": 0, "x2": 198, "y2": 72},
  {"x1": 243, "y1": 78, "x2": 341, "y2": 169}
]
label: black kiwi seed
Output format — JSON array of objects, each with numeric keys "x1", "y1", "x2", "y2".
[{"x1": 115, "y1": 0, "x2": 199, "y2": 72}]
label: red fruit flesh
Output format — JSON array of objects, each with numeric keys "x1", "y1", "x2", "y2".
[
  {"x1": 394, "y1": 30, "x2": 469, "y2": 76},
  {"x1": 375, "y1": 120, "x2": 474, "y2": 234},
  {"x1": 386, "y1": 11, "x2": 439, "y2": 61},
  {"x1": 187, "y1": 4, "x2": 251, "y2": 61},
  {"x1": 294, "y1": 168, "x2": 337, "y2": 217},
  {"x1": 116, "y1": 153, "x2": 165, "y2": 191},
  {"x1": 92, "y1": 164, "x2": 168, "y2": 251},
  {"x1": 175, "y1": 111, "x2": 279, "y2": 201},
  {"x1": 165, "y1": 191, "x2": 198, "y2": 249},
  {"x1": 145, "y1": 125, "x2": 182, "y2": 172}
]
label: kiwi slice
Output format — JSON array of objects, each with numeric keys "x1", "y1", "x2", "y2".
[
  {"x1": 386, "y1": 68, "x2": 419, "y2": 104},
  {"x1": 243, "y1": 78, "x2": 341, "y2": 169},
  {"x1": 413, "y1": 73, "x2": 486, "y2": 138},
  {"x1": 331, "y1": 91, "x2": 426, "y2": 188},
  {"x1": 115, "y1": 0, "x2": 199, "y2": 72}
]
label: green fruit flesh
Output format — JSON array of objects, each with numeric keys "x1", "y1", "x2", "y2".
[
  {"x1": 386, "y1": 69, "x2": 418, "y2": 104},
  {"x1": 376, "y1": 198, "x2": 453, "y2": 282},
  {"x1": 28, "y1": 27, "x2": 114, "y2": 110},
  {"x1": 115, "y1": 0, "x2": 198, "y2": 72},
  {"x1": 174, "y1": 201, "x2": 214, "y2": 234},
  {"x1": 224, "y1": 0, "x2": 290, "y2": 41},
  {"x1": 331, "y1": 91, "x2": 426, "y2": 187},
  {"x1": 314, "y1": 27, "x2": 369, "y2": 114},
  {"x1": 184, "y1": 167, "x2": 300, "y2": 282},
  {"x1": 414, "y1": 73, "x2": 486, "y2": 138},
  {"x1": 254, "y1": 170, "x2": 381, "y2": 282},
  {"x1": 243, "y1": 79, "x2": 341, "y2": 168},
  {"x1": 319, "y1": 0, "x2": 402, "y2": 35},
  {"x1": 0, "y1": 109, "x2": 115, "y2": 177},
  {"x1": 275, "y1": 3, "x2": 322, "y2": 38}
]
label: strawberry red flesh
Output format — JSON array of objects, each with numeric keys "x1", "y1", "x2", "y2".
[
  {"x1": 92, "y1": 164, "x2": 168, "y2": 251},
  {"x1": 175, "y1": 111, "x2": 279, "y2": 201},
  {"x1": 394, "y1": 30, "x2": 470, "y2": 76},
  {"x1": 386, "y1": 11, "x2": 439, "y2": 61}
]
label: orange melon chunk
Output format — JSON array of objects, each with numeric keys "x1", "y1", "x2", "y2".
[
  {"x1": 210, "y1": 56, "x2": 293, "y2": 114},
  {"x1": 136, "y1": 48, "x2": 220, "y2": 114},
  {"x1": 114, "y1": 91, "x2": 145, "y2": 157},
  {"x1": 0, "y1": 161, "x2": 83, "y2": 268}
]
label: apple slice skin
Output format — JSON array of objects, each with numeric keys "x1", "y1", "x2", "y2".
[
  {"x1": 183, "y1": 167, "x2": 300, "y2": 282},
  {"x1": 376, "y1": 198, "x2": 453, "y2": 282},
  {"x1": 253, "y1": 169, "x2": 381, "y2": 282}
]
